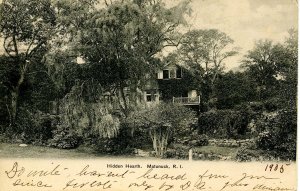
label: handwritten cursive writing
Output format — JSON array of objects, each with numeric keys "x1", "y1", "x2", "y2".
[
  {"x1": 2, "y1": 161, "x2": 295, "y2": 191},
  {"x1": 220, "y1": 173, "x2": 279, "y2": 191},
  {"x1": 137, "y1": 168, "x2": 187, "y2": 181},
  {"x1": 12, "y1": 178, "x2": 52, "y2": 187},
  {"x1": 129, "y1": 180, "x2": 154, "y2": 190},
  {"x1": 63, "y1": 179, "x2": 114, "y2": 190},
  {"x1": 253, "y1": 184, "x2": 295, "y2": 191},
  {"x1": 5, "y1": 162, "x2": 62, "y2": 179},
  {"x1": 76, "y1": 165, "x2": 134, "y2": 178}
]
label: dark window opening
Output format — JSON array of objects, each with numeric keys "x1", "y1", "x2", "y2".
[
  {"x1": 163, "y1": 70, "x2": 169, "y2": 79},
  {"x1": 146, "y1": 91, "x2": 152, "y2": 102},
  {"x1": 146, "y1": 95, "x2": 152, "y2": 102},
  {"x1": 176, "y1": 68, "x2": 182, "y2": 78},
  {"x1": 182, "y1": 91, "x2": 188, "y2": 97}
]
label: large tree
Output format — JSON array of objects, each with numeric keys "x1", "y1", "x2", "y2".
[
  {"x1": 176, "y1": 29, "x2": 238, "y2": 110},
  {"x1": 39, "y1": 0, "x2": 191, "y2": 142},
  {"x1": 0, "y1": 0, "x2": 56, "y2": 127},
  {"x1": 75, "y1": 0, "x2": 191, "y2": 115},
  {"x1": 243, "y1": 29, "x2": 297, "y2": 105},
  {"x1": 278, "y1": 29, "x2": 297, "y2": 110},
  {"x1": 242, "y1": 40, "x2": 281, "y2": 100}
]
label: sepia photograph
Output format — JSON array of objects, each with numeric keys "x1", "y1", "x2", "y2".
[{"x1": 0, "y1": 0, "x2": 297, "y2": 190}]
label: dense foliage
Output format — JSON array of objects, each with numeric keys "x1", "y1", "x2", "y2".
[
  {"x1": 198, "y1": 109, "x2": 258, "y2": 139},
  {"x1": 255, "y1": 109, "x2": 297, "y2": 160},
  {"x1": 174, "y1": 29, "x2": 238, "y2": 110},
  {"x1": 126, "y1": 103, "x2": 196, "y2": 157}
]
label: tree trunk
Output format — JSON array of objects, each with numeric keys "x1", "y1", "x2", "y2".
[
  {"x1": 10, "y1": 90, "x2": 19, "y2": 127},
  {"x1": 150, "y1": 128, "x2": 170, "y2": 158},
  {"x1": 9, "y1": 61, "x2": 28, "y2": 128},
  {"x1": 150, "y1": 130, "x2": 158, "y2": 155}
]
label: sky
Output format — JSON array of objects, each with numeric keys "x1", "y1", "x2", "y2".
[{"x1": 174, "y1": 0, "x2": 298, "y2": 70}]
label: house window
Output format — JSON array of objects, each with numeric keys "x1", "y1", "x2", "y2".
[
  {"x1": 176, "y1": 68, "x2": 182, "y2": 78},
  {"x1": 170, "y1": 69, "x2": 176, "y2": 78},
  {"x1": 146, "y1": 91, "x2": 152, "y2": 102},
  {"x1": 157, "y1": 71, "x2": 163, "y2": 79},
  {"x1": 154, "y1": 93, "x2": 158, "y2": 102},
  {"x1": 146, "y1": 91, "x2": 160, "y2": 102},
  {"x1": 163, "y1": 70, "x2": 169, "y2": 79}
]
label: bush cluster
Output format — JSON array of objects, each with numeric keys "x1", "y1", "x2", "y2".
[
  {"x1": 91, "y1": 127, "x2": 146, "y2": 155},
  {"x1": 12, "y1": 108, "x2": 54, "y2": 144},
  {"x1": 48, "y1": 125, "x2": 82, "y2": 149},
  {"x1": 175, "y1": 131, "x2": 209, "y2": 147},
  {"x1": 164, "y1": 147, "x2": 188, "y2": 159},
  {"x1": 198, "y1": 109, "x2": 257, "y2": 139},
  {"x1": 255, "y1": 109, "x2": 296, "y2": 160}
]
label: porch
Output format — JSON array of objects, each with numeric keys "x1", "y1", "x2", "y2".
[{"x1": 172, "y1": 96, "x2": 200, "y2": 105}]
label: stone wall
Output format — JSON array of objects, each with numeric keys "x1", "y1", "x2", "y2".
[{"x1": 208, "y1": 139, "x2": 255, "y2": 147}]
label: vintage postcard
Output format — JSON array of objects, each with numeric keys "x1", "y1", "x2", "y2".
[{"x1": 0, "y1": 0, "x2": 297, "y2": 190}]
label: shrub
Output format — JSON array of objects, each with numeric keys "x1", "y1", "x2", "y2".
[
  {"x1": 256, "y1": 131, "x2": 276, "y2": 150},
  {"x1": 48, "y1": 123, "x2": 81, "y2": 149},
  {"x1": 92, "y1": 137, "x2": 133, "y2": 155},
  {"x1": 12, "y1": 107, "x2": 54, "y2": 144},
  {"x1": 235, "y1": 148, "x2": 260, "y2": 162},
  {"x1": 90, "y1": 126, "x2": 137, "y2": 155},
  {"x1": 193, "y1": 134, "x2": 209, "y2": 146},
  {"x1": 164, "y1": 146, "x2": 189, "y2": 159},
  {"x1": 263, "y1": 98, "x2": 279, "y2": 112},
  {"x1": 255, "y1": 109, "x2": 296, "y2": 160},
  {"x1": 50, "y1": 86, "x2": 122, "y2": 150},
  {"x1": 175, "y1": 131, "x2": 208, "y2": 147},
  {"x1": 198, "y1": 109, "x2": 256, "y2": 139},
  {"x1": 126, "y1": 103, "x2": 196, "y2": 157}
]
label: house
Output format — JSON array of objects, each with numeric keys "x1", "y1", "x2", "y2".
[{"x1": 143, "y1": 62, "x2": 200, "y2": 111}]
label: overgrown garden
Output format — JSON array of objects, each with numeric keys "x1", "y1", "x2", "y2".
[{"x1": 0, "y1": 0, "x2": 297, "y2": 161}]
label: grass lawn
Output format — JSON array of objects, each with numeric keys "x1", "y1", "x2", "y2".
[
  {"x1": 0, "y1": 143, "x2": 240, "y2": 159},
  {"x1": 193, "y1": 145, "x2": 239, "y2": 159},
  {"x1": 0, "y1": 143, "x2": 136, "y2": 158}
]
